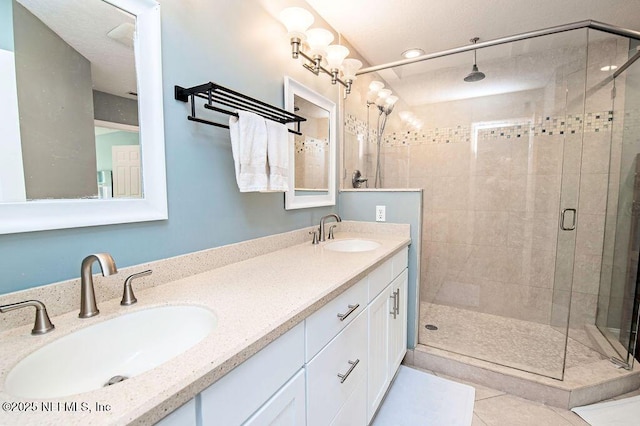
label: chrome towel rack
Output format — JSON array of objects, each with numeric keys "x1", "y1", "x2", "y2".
[{"x1": 175, "y1": 82, "x2": 305, "y2": 135}]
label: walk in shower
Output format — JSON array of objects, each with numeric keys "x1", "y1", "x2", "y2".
[{"x1": 343, "y1": 22, "x2": 640, "y2": 380}]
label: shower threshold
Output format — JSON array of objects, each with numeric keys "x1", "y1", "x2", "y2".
[{"x1": 407, "y1": 304, "x2": 640, "y2": 408}]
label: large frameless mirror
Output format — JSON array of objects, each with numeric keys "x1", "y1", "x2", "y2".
[
  {"x1": 284, "y1": 76, "x2": 336, "y2": 209},
  {"x1": 0, "y1": 0, "x2": 166, "y2": 234}
]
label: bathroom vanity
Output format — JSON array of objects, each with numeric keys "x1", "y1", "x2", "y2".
[{"x1": 0, "y1": 222, "x2": 410, "y2": 425}]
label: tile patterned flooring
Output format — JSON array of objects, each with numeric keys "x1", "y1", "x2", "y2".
[
  {"x1": 416, "y1": 302, "x2": 640, "y2": 423},
  {"x1": 420, "y1": 303, "x2": 606, "y2": 379},
  {"x1": 412, "y1": 365, "x2": 640, "y2": 425}
]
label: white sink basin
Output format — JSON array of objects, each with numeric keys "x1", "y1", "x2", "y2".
[
  {"x1": 324, "y1": 239, "x2": 381, "y2": 252},
  {"x1": 5, "y1": 305, "x2": 217, "y2": 399}
]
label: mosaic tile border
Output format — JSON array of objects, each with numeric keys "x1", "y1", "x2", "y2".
[
  {"x1": 294, "y1": 135, "x2": 328, "y2": 153},
  {"x1": 345, "y1": 111, "x2": 619, "y2": 147}
]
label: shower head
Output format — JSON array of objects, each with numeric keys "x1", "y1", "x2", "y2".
[
  {"x1": 464, "y1": 64, "x2": 486, "y2": 82},
  {"x1": 464, "y1": 37, "x2": 485, "y2": 82}
]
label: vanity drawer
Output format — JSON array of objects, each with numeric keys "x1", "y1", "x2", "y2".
[
  {"x1": 306, "y1": 310, "x2": 368, "y2": 426},
  {"x1": 391, "y1": 247, "x2": 409, "y2": 279},
  {"x1": 368, "y1": 258, "x2": 393, "y2": 302},
  {"x1": 200, "y1": 322, "x2": 304, "y2": 426},
  {"x1": 305, "y1": 277, "x2": 367, "y2": 361}
]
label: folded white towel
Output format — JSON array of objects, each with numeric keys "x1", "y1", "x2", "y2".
[
  {"x1": 265, "y1": 120, "x2": 290, "y2": 192},
  {"x1": 229, "y1": 111, "x2": 268, "y2": 192}
]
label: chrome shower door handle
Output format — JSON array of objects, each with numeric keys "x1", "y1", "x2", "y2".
[{"x1": 560, "y1": 208, "x2": 577, "y2": 231}]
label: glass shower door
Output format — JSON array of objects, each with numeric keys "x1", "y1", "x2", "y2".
[
  {"x1": 416, "y1": 29, "x2": 590, "y2": 380},
  {"x1": 597, "y1": 48, "x2": 640, "y2": 368}
]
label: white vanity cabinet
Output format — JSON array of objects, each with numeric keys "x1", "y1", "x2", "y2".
[
  {"x1": 304, "y1": 276, "x2": 369, "y2": 425},
  {"x1": 389, "y1": 269, "x2": 408, "y2": 377},
  {"x1": 156, "y1": 246, "x2": 409, "y2": 426},
  {"x1": 199, "y1": 322, "x2": 305, "y2": 426},
  {"x1": 366, "y1": 249, "x2": 409, "y2": 423}
]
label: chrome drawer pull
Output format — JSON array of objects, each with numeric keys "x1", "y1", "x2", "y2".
[
  {"x1": 395, "y1": 288, "x2": 400, "y2": 315},
  {"x1": 390, "y1": 292, "x2": 398, "y2": 319},
  {"x1": 337, "y1": 359, "x2": 360, "y2": 383},
  {"x1": 337, "y1": 304, "x2": 359, "y2": 321}
]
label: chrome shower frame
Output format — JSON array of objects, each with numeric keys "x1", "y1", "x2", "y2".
[{"x1": 356, "y1": 20, "x2": 640, "y2": 76}]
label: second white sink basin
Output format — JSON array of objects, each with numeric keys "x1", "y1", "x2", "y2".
[
  {"x1": 324, "y1": 239, "x2": 381, "y2": 252},
  {"x1": 5, "y1": 305, "x2": 217, "y2": 399}
]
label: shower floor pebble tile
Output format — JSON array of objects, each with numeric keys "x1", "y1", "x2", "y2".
[{"x1": 420, "y1": 302, "x2": 605, "y2": 378}]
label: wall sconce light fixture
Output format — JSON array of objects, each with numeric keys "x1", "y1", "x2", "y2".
[{"x1": 279, "y1": 7, "x2": 362, "y2": 94}]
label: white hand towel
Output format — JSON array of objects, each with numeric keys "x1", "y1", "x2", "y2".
[
  {"x1": 265, "y1": 120, "x2": 290, "y2": 192},
  {"x1": 229, "y1": 111, "x2": 268, "y2": 192}
]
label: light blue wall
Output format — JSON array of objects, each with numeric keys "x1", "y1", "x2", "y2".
[
  {"x1": 0, "y1": 0, "x2": 12, "y2": 51},
  {"x1": 338, "y1": 190, "x2": 423, "y2": 349},
  {"x1": 95, "y1": 131, "x2": 139, "y2": 171},
  {"x1": 0, "y1": 0, "x2": 341, "y2": 293}
]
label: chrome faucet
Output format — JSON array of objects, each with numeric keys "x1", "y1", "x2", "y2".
[
  {"x1": 79, "y1": 253, "x2": 118, "y2": 318},
  {"x1": 319, "y1": 214, "x2": 341, "y2": 242}
]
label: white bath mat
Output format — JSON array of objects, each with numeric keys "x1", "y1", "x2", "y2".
[
  {"x1": 572, "y1": 395, "x2": 640, "y2": 425},
  {"x1": 372, "y1": 366, "x2": 475, "y2": 426}
]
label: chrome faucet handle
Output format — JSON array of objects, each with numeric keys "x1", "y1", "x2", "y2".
[
  {"x1": 0, "y1": 300, "x2": 55, "y2": 335},
  {"x1": 121, "y1": 270, "x2": 152, "y2": 306},
  {"x1": 328, "y1": 225, "x2": 337, "y2": 240},
  {"x1": 309, "y1": 230, "x2": 319, "y2": 245}
]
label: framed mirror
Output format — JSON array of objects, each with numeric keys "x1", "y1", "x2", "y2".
[
  {"x1": 284, "y1": 77, "x2": 336, "y2": 210},
  {"x1": 0, "y1": 0, "x2": 167, "y2": 234}
]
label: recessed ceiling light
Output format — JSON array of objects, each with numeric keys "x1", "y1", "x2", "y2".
[
  {"x1": 402, "y1": 48, "x2": 425, "y2": 59},
  {"x1": 600, "y1": 65, "x2": 618, "y2": 71}
]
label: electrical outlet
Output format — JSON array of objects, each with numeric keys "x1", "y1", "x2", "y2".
[{"x1": 375, "y1": 205, "x2": 386, "y2": 222}]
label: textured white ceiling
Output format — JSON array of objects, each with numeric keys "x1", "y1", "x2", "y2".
[
  {"x1": 17, "y1": 0, "x2": 137, "y2": 100},
  {"x1": 305, "y1": 0, "x2": 640, "y2": 105}
]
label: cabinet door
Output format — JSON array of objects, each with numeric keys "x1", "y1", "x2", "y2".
[
  {"x1": 243, "y1": 369, "x2": 305, "y2": 426},
  {"x1": 367, "y1": 285, "x2": 391, "y2": 423},
  {"x1": 331, "y1": 376, "x2": 367, "y2": 426},
  {"x1": 388, "y1": 269, "x2": 408, "y2": 377},
  {"x1": 306, "y1": 311, "x2": 368, "y2": 426}
]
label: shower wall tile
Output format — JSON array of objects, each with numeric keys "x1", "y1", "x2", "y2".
[
  {"x1": 578, "y1": 173, "x2": 609, "y2": 215},
  {"x1": 573, "y1": 253, "x2": 603, "y2": 295},
  {"x1": 408, "y1": 144, "x2": 432, "y2": 177},
  {"x1": 569, "y1": 292, "x2": 598, "y2": 328},
  {"x1": 473, "y1": 139, "x2": 511, "y2": 177},
  {"x1": 531, "y1": 135, "x2": 564, "y2": 176},
  {"x1": 344, "y1": 96, "x2": 620, "y2": 330},
  {"x1": 507, "y1": 175, "x2": 530, "y2": 212},
  {"x1": 432, "y1": 176, "x2": 470, "y2": 210},
  {"x1": 581, "y1": 132, "x2": 612, "y2": 174},
  {"x1": 471, "y1": 176, "x2": 512, "y2": 211},
  {"x1": 562, "y1": 133, "x2": 584, "y2": 176},
  {"x1": 471, "y1": 211, "x2": 509, "y2": 246},
  {"x1": 532, "y1": 174, "x2": 562, "y2": 214},
  {"x1": 523, "y1": 248, "x2": 556, "y2": 289},
  {"x1": 575, "y1": 213, "x2": 606, "y2": 257}
]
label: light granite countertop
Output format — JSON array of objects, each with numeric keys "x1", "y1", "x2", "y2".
[{"x1": 0, "y1": 225, "x2": 410, "y2": 425}]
